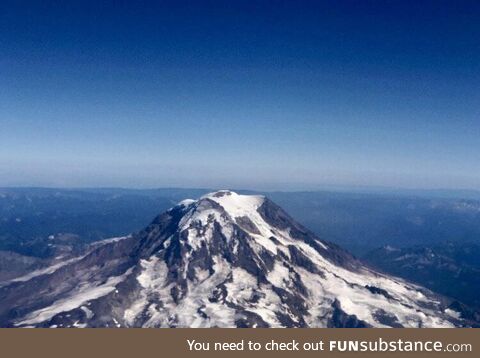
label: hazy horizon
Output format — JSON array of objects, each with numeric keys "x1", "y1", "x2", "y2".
[
  {"x1": 2, "y1": 1, "x2": 479, "y2": 190},
  {"x1": 2, "y1": 184, "x2": 480, "y2": 198}
]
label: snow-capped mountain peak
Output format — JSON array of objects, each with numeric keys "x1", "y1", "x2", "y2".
[{"x1": 0, "y1": 191, "x2": 467, "y2": 328}]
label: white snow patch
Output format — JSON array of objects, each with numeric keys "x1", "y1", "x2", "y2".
[
  {"x1": 445, "y1": 308, "x2": 462, "y2": 320},
  {"x1": 89, "y1": 235, "x2": 130, "y2": 248},
  {"x1": 225, "y1": 267, "x2": 283, "y2": 327},
  {"x1": 80, "y1": 306, "x2": 94, "y2": 319},
  {"x1": 177, "y1": 199, "x2": 196, "y2": 208},
  {"x1": 267, "y1": 262, "x2": 291, "y2": 288},
  {"x1": 16, "y1": 268, "x2": 133, "y2": 326},
  {"x1": 203, "y1": 191, "x2": 265, "y2": 219},
  {"x1": 4, "y1": 255, "x2": 87, "y2": 286},
  {"x1": 124, "y1": 256, "x2": 172, "y2": 326}
]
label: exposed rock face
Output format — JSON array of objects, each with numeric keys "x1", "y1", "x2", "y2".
[{"x1": 0, "y1": 191, "x2": 467, "y2": 328}]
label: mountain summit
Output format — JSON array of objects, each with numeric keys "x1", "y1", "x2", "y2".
[{"x1": 0, "y1": 190, "x2": 466, "y2": 327}]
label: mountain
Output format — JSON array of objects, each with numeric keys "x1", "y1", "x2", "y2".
[
  {"x1": 364, "y1": 242, "x2": 480, "y2": 314},
  {"x1": 0, "y1": 191, "x2": 470, "y2": 328}
]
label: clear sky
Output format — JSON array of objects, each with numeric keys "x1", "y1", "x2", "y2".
[{"x1": 1, "y1": 1, "x2": 479, "y2": 190}]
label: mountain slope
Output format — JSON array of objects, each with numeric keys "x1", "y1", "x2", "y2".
[{"x1": 0, "y1": 191, "x2": 467, "y2": 328}]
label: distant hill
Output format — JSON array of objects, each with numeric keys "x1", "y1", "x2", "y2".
[{"x1": 364, "y1": 242, "x2": 480, "y2": 312}]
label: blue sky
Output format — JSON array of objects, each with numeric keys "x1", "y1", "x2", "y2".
[{"x1": 1, "y1": 1, "x2": 479, "y2": 190}]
